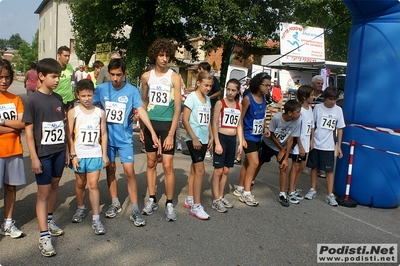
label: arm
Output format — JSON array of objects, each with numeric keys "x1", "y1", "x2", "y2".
[
  {"x1": 336, "y1": 128, "x2": 343, "y2": 158},
  {"x1": 100, "y1": 110, "x2": 109, "y2": 168},
  {"x1": 24, "y1": 71, "x2": 28, "y2": 88},
  {"x1": 137, "y1": 106, "x2": 159, "y2": 148},
  {"x1": 0, "y1": 112, "x2": 25, "y2": 133},
  {"x1": 164, "y1": 72, "x2": 182, "y2": 151},
  {"x1": 280, "y1": 136, "x2": 293, "y2": 171},
  {"x1": 97, "y1": 67, "x2": 107, "y2": 85},
  {"x1": 236, "y1": 103, "x2": 244, "y2": 155},
  {"x1": 239, "y1": 96, "x2": 251, "y2": 149},
  {"x1": 66, "y1": 109, "x2": 79, "y2": 171},
  {"x1": 310, "y1": 128, "x2": 315, "y2": 151},
  {"x1": 212, "y1": 100, "x2": 223, "y2": 155},
  {"x1": 182, "y1": 106, "x2": 201, "y2": 150},
  {"x1": 296, "y1": 137, "x2": 306, "y2": 157},
  {"x1": 25, "y1": 123, "x2": 42, "y2": 174}
]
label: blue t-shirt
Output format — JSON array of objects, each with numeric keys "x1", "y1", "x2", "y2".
[
  {"x1": 93, "y1": 82, "x2": 142, "y2": 147},
  {"x1": 243, "y1": 93, "x2": 266, "y2": 143},
  {"x1": 184, "y1": 92, "x2": 211, "y2": 144}
]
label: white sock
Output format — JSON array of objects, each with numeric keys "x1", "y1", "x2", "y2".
[
  {"x1": 92, "y1": 215, "x2": 100, "y2": 222},
  {"x1": 237, "y1": 186, "x2": 244, "y2": 191},
  {"x1": 243, "y1": 191, "x2": 251, "y2": 196},
  {"x1": 4, "y1": 218, "x2": 12, "y2": 226}
]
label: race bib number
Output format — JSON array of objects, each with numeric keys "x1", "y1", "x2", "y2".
[
  {"x1": 149, "y1": 84, "x2": 170, "y2": 106},
  {"x1": 105, "y1": 101, "x2": 126, "y2": 124},
  {"x1": 41, "y1": 121, "x2": 65, "y2": 145},
  {"x1": 79, "y1": 124, "x2": 100, "y2": 145},
  {"x1": 305, "y1": 120, "x2": 313, "y2": 136},
  {"x1": 198, "y1": 106, "x2": 210, "y2": 126},
  {"x1": 0, "y1": 103, "x2": 17, "y2": 120},
  {"x1": 252, "y1": 119, "x2": 264, "y2": 135},
  {"x1": 274, "y1": 128, "x2": 290, "y2": 144},
  {"x1": 222, "y1": 108, "x2": 240, "y2": 127},
  {"x1": 320, "y1": 114, "x2": 337, "y2": 131}
]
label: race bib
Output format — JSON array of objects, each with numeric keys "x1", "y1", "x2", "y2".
[
  {"x1": 149, "y1": 84, "x2": 170, "y2": 106},
  {"x1": 320, "y1": 114, "x2": 337, "y2": 131},
  {"x1": 305, "y1": 120, "x2": 313, "y2": 136},
  {"x1": 274, "y1": 128, "x2": 291, "y2": 144},
  {"x1": 41, "y1": 121, "x2": 65, "y2": 145},
  {"x1": 198, "y1": 106, "x2": 210, "y2": 126},
  {"x1": 222, "y1": 108, "x2": 240, "y2": 127},
  {"x1": 0, "y1": 103, "x2": 17, "y2": 120},
  {"x1": 252, "y1": 119, "x2": 264, "y2": 135},
  {"x1": 105, "y1": 101, "x2": 126, "y2": 124},
  {"x1": 79, "y1": 124, "x2": 100, "y2": 145}
]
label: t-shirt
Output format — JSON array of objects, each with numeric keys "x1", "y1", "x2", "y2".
[
  {"x1": 313, "y1": 104, "x2": 345, "y2": 151},
  {"x1": 22, "y1": 91, "x2": 66, "y2": 157},
  {"x1": 0, "y1": 91, "x2": 24, "y2": 158},
  {"x1": 93, "y1": 82, "x2": 142, "y2": 147},
  {"x1": 146, "y1": 69, "x2": 175, "y2": 121},
  {"x1": 208, "y1": 76, "x2": 220, "y2": 108},
  {"x1": 25, "y1": 70, "x2": 38, "y2": 91},
  {"x1": 243, "y1": 93, "x2": 266, "y2": 143},
  {"x1": 292, "y1": 106, "x2": 314, "y2": 154},
  {"x1": 184, "y1": 92, "x2": 211, "y2": 144},
  {"x1": 71, "y1": 106, "x2": 103, "y2": 158},
  {"x1": 263, "y1": 112, "x2": 301, "y2": 152},
  {"x1": 55, "y1": 63, "x2": 74, "y2": 103}
]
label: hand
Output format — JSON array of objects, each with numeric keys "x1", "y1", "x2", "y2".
[
  {"x1": 139, "y1": 129, "x2": 144, "y2": 143},
  {"x1": 242, "y1": 140, "x2": 248, "y2": 149},
  {"x1": 151, "y1": 133, "x2": 160, "y2": 149},
  {"x1": 264, "y1": 128, "x2": 271, "y2": 138},
  {"x1": 215, "y1": 143, "x2": 223, "y2": 155},
  {"x1": 277, "y1": 149, "x2": 286, "y2": 162},
  {"x1": 31, "y1": 158, "x2": 43, "y2": 174},
  {"x1": 299, "y1": 147, "x2": 306, "y2": 157},
  {"x1": 71, "y1": 157, "x2": 80, "y2": 171},
  {"x1": 163, "y1": 135, "x2": 174, "y2": 151},
  {"x1": 280, "y1": 158, "x2": 289, "y2": 171},
  {"x1": 193, "y1": 138, "x2": 202, "y2": 150},
  {"x1": 103, "y1": 155, "x2": 110, "y2": 168},
  {"x1": 337, "y1": 147, "x2": 343, "y2": 159}
]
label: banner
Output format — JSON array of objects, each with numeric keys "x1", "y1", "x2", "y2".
[{"x1": 96, "y1": 43, "x2": 111, "y2": 65}]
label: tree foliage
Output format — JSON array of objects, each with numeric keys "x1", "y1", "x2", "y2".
[
  {"x1": 7, "y1": 34, "x2": 25, "y2": 50},
  {"x1": 12, "y1": 31, "x2": 39, "y2": 72},
  {"x1": 69, "y1": 0, "x2": 350, "y2": 84}
]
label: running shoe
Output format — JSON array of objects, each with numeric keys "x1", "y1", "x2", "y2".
[
  {"x1": 305, "y1": 188, "x2": 317, "y2": 200},
  {"x1": 295, "y1": 188, "x2": 304, "y2": 200},
  {"x1": 105, "y1": 203, "x2": 122, "y2": 218},
  {"x1": 239, "y1": 193, "x2": 259, "y2": 206},
  {"x1": 279, "y1": 195, "x2": 290, "y2": 207},
  {"x1": 92, "y1": 220, "x2": 106, "y2": 235},
  {"x1": 48, "y1": 220, "x2": 64, "y2": 236},
  {"x1": 1, "y1": 221, "x2": 23, "y2": 238},
  {"x1": 220, "y1": 197, "x2": 234, "y2": 208},
  {"x1": 39, "y1": 236, "x2": 56, "y2": 257},
  {"x1": 130, "y1": 211, "x2": 146, "y2": 227},
  {"x1": 71, "y1": 208, "x2": 86, "y2": 223},
  {"x1": 212, "y1": 199, "x2": 227, "y2": 213},
  {"x1": 233, "y1": 188, "x2": 243, "y2": 197},
  {"x1": 288, "y1": 192, "x2": 299, "y2": 204},
  {"x1": 165, "y1": 203, "x2": 177, "y2": 221},
  {"x1": 183, "y1": 198, "x2": 193, "y2": 209},
  {"x1": 190, "y1": 205, "x2": 210, "y2": 220},
  {"x1": 142, "y1": 198, "x2": 158, "y2": 215},
  {"x1": 325, "y1": 193, "x2": 338, "y2": 206}
]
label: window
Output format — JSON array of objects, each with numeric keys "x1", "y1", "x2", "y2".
[
  {"x1": 42, "y1": 40, "x2": 45, "y2": 52},
  {"x1": 70, "y1": 39, "x2": 75, "y2": 54}
]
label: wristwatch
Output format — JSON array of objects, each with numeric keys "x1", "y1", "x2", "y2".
[
  {"x1": 70, "y1": 154, "x2": 77, "y2": 160},
  {"x1": 0, "y1": 118, "x2": 5, "y2": 126}
]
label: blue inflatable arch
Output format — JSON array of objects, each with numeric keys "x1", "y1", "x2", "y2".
[{"x1": 335, "y1": 0, "x2": 400, "y2": 207}]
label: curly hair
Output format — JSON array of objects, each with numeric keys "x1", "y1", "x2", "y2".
[
  {"x1": 249, "y1": 72, "x2": 271, "y2": 94},
  {"x1": 147, "y1": 38, "x2": 175, "y2": 63}
]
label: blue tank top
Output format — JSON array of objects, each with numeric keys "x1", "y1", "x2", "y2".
[{"x1": 243, "y1": 93, "x2": 266, "y2": 142}]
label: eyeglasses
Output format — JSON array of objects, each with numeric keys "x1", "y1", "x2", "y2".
[
  {"x1": 261, "y1": 83, "x2": 271, "y2": 88},
  {"x1": 0, "y1": 76, "x2": 11, "y2": 81}
]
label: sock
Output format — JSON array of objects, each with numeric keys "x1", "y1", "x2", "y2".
[
  {"x1": 243, "y1": 191, "x2": 251, "y2": 196},
  {"x1": 187, "y1": 196, "x2": 193, "y2": 201},
  {"x1": 150, "y1": 195, "x2": 157, "y2": 203},
  {"x1": 112, "y1": 198, "x2": 120, "y2": 206},
  {"x1": 166, "y1": 199, "x2": 173, "y2": 206},
  {"x1": 78, "y1": 205, "x2": 85, "y2": 210},
  {"x1": 47, "y1": 214, "x2": 53, "y2": 222},
  {"x1": 40, "y1": 231, "x2": 50, "y2": 238},
  {"x1": 279, "y1": 192, "x2": 286, "y2": 197},
  {"x1": 131, "y1": 204, "x2": 139, "y2": 213},
  {"x1": 92, "y1": 215, "x2": 100, "y2": 222},
  {"x1": 4, "y1": 218, "x2": 12, "y2": 226},
  {"x1": 193, "y1": 203, "x2": 200, "y2": 209},
  {"x1": 237, "y1": 186, "x2": 244, "y2": 191}
]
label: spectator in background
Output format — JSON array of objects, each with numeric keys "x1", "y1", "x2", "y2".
[
  {"x1": 97, "y1": 51, "x2": 121, "y2": 85},
  {"x1": 24, "y1": 62, "x2": 38, "y2": 96},
  {"x1": 55, "y1": 46, "x2": 75, "y2": 109},
  {"x1": 88, "y1": 61, "x2": 104, "y2": 88},
  {"x1": 75, "y1": 65, "x2": 84, "y2": 83}
]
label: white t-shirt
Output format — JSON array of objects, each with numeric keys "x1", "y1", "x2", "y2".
[
  {"x1": 292, "y1": 106, "x2": 314, "y2": 154},
  {"x1": 313, "y1": 104, "x2": 345, "y2": 151}
]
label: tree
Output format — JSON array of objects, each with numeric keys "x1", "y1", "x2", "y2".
[
  {"x1": 0, "y1": 39, "x2": 7, "y2": 50},
  {"x1": 13, "y1": 30, "x2": 39, "y2": 72},
  {"x1": 7, "y1": 33, "x2": 24, "y2": 50}
]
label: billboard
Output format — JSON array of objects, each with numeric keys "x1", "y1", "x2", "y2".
[
  {"x1": 280, "y1": 23, "x2": 325, "y2": 62},
  {"x1": 96, "y1": 43, "x2": 111, "y2": 65}
]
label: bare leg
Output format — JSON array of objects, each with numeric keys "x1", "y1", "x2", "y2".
[
  {"x1": 86, "y1": 171, "x2": 101, "y2": 216},
  {"x1": 162, "y1": 154, "x2": 175, "y2": 201},
  {"x1": 106, "y1": 162, "x2": 118, "y2": 199},
  {"x1": 3, "y1": 184, "x2": 16, "y2": 219}
]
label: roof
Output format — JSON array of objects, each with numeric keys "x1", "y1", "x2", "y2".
[{"x1": 34, "y1": 0, "x2": 51, "y2": 14}]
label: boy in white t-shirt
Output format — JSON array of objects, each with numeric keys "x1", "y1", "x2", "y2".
[{"x1": 305, "y1": 87, "x2": 345, "y2": 206}]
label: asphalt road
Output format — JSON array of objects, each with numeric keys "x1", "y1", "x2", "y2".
[{"x1": 0, "y1": 81, "x2": 399, "y2": 266}]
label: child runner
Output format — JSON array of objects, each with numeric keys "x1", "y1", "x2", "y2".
[
  {"x1": 233, "y1": 73, "x2": 271, "y2": 206},
  {"x1": 182, "y1": 71, "x2": 213, "y2": 220},
  {"x1": 140, "y1": 39, "x2": 181, "y2": 221},
  {"x1": 93, "y1": 58, "x2": 159, "y2": 226},
  {"x1": 211, "y1": 78, "x2": 242, "y2": 213},
  {"x1": 305, "y1": 86, "x2": 345, "y2": 206},
  {"x1": 23, "y1": 58, "x2": 67, "y2": 257},
  {"x1": 0, "y1": 59, "x2": 26, "y2": 239},
  {"x1": 287, "y1": 85, "x2": 315, "y2": 204},
  {"x1": 257, "y1": 100, "x2": 302, "y2": 207},
  {"x1": 66, "y1": 79, "x2": 109, "y2": 234}
]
